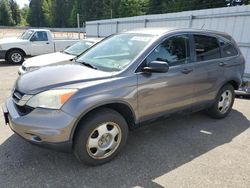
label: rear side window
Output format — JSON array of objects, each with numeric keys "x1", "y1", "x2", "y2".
[
  {"x1": 194, "y1": 35, "x2": 220, "y2": 61},
  {"x1": 219, "y1": 39, "x2": 238, "y2": 57},
  {"x1": 146, "y1": 34, "x2": 191, "y2": 67}
]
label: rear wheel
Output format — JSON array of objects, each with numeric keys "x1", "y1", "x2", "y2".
[
  {"x1": 207, "y1": 84, "x2": 235, "y2": 119},
  {"x1": 7, "y1": 49, "x2": 24, "y2": 64},
  {"x1": 74, "y1": 108, "x2": 128, "y2": 165}
]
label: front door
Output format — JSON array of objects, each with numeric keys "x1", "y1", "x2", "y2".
[
  {"x1": 137, "y1": 34, "x2": 196, "y2": 122},
  {"x1": 29, "y1": 31, "x2": 54, "y2": 56}
]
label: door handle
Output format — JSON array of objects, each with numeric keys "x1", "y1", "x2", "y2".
[
  {"x1": 219, "y1": 62, "x2": 227, "y2": 67},
  {"x1": 46, "y1": 42, "x2": 50, "y2": 44},
  {"x1": 181, "y1": 68, "x2": 193, "y2": 74}
]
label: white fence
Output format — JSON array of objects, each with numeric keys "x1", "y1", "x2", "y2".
[{"x1": 86, "y1": 5, "x2": 250, "y2": 75}]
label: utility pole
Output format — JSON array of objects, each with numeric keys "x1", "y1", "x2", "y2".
[
  {"x1": 110, "y1": 0, "x2": 113, "y2": 19},
  {"x1": 77, "y1": 13, "x2": 80, "y2": 39}
]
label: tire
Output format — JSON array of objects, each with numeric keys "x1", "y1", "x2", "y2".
[
  {"x1": 73, "y1": 108, "x2": 128, "y2": 165},
  {"x1": 207, "y1": 84, "x2": 235, "y2": 119},
  {"x1": 7, "y1": 49, "x2": 24, "y2": 64}
]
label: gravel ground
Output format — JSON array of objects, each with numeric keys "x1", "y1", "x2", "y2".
[{"x1": 0, "y1": 60, "x2": 250, "y2": 188}]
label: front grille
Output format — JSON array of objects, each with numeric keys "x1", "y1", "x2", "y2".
[
  {"x1": 14, "y1": 103, "x2": 34, "y2": 116},
  {"x1": 12, "y1": 89, "x2": 24, "y2": 104},
  {"x1": 12, "y1": 89, "x2": 34, "y2": 116}
]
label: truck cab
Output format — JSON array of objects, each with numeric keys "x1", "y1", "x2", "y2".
[{"x1": 0, "y1": 29, "x2": 78, "y2": 64}]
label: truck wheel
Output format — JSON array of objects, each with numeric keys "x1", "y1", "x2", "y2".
[
  {"x1": 207, "y1": 84, "x2": 235, "y2": 119},
  {"x1": 7, "y1": 50, "x2": 24, "y2": 64},
  {"x1": 74, "y1": 108, "x2": 128, "y2": 165}
]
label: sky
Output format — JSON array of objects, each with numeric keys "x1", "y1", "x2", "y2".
[{"x1": 16, "y1": 0, "x2": 29, "y2": 8}]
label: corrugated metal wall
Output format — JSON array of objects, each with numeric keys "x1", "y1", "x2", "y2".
[{"x1": 86, "y1": 5, "x2": 250, "y2": 75}]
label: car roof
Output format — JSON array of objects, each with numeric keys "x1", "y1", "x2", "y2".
[
  {"x1": 83, "y1": 38, "x2": 103, "y2": 43},
  {"x1": 28, "y1": 29, "x2": 51, "y2": 32},
  {"x1": 124, "y1": 27, "x2": 231, "y2": 38}
]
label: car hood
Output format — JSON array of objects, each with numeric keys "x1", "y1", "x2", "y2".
[
  {"x1": 15, "y1": 64, "x2": 114, "y2": 94},
  {"x1": 23, "y1": 52, "x2": 75, "y2": 67},
  {"x1": 0, "y1": 37, "x2": 27, "y2": 45}
]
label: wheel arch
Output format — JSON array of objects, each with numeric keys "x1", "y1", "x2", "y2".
[
  {"x1": 6, "y1": 48, "x2": 27, "y2": 58},
  {"x1": 222, "y1": 79, "x2": 241, "y2": 90},
  {"x1": 71, "y1": 101, "x2": 137, "y2": 141}
]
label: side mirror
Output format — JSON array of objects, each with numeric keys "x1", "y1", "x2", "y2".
[{"x1": 142, "y1": 61, "x2": 169, "y2": 73}]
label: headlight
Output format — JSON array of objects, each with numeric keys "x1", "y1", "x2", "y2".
[
  {"x1": 26, "y1": 89, "x2": 78, "y2": 109},
  {"x1": 25, "y1": 66, "x2": 39, "y2": 72}
]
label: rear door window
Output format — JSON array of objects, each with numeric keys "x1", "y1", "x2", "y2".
[
  {"x1": 194, "y1": 35, "x2": 220, "y2": 62},
  {"x1": 219, "y1": 39, "x2": 238, "y2": 57}
]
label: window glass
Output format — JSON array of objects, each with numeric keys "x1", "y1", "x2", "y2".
[
  {"x1": 77, "y1": 33, "x2": 154, "y2": 72},
  {"x1": 194, "y1": 35, "x2": 220, "y2": 61},
  {"x1": 146, "y1": 35, "x2": 190, "y2": 67},
  {"x1": 219, "y1": 39, "x2": 238, "y2": 57},
  {"x1": 20, "y1": 30, "x2": 34, "y2": 40},
  {"x1": 31, "y1": 31, "x2": 48, "y2": 41},
  {"x1": 64, "y1": 41, "x2": 95, "y2": 56}
]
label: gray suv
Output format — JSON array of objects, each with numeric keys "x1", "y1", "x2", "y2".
[{"x1": 3, "y1": 28, "x2": 245, "y2": 165}]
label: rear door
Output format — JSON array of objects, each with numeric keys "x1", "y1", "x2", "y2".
[
  {"x1": 191, "y1": 34, "x2": 225, "y2": 104},
  {"x1": 29, "y1": 31, "x2": 54, "y2": 56},
  {"x1": 137, "y1": 34, "x2": 196, "y2": 121}
]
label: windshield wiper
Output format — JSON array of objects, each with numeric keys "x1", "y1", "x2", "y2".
[{"x1": 80, "y1": 61, "x2": 98, "y2": 70}]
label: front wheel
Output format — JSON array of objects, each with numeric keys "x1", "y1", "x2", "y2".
[
  {"x1": 7, "y1": 50, "x2": 24, "y2": 64},
  {"x1": 207, "y1": 84, "x2": 235, "y2": 119},
  {"x1": 74, "y1": 108, "x2": 128, "y2": 165}
]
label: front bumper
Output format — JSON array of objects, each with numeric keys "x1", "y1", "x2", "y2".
[
  {"x1": 2, "y1": 98, "x2": 77, "y2": 151},
  {"x1": 0, "y1": 50, "x2": 7, "y2": 59}
]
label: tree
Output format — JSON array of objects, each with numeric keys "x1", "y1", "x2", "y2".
[
  {"x1": 42, "y1": 0, "x2": 53, "y2": 26},
  {"x1": 147, "y1": 0, "x2": 164, "y2": 14},
  {"x1": 9, "y1": 0, "x2": 21, "y2": 25},
  {"x1": 0, "y1": 0, "x2": 15, "y2": 26},
  {"x1": 51, "y1": 0, "x2": 74, "y2": 27},
  {"x1": 20, "y1": 4, "x2": 29, "y2": 26},
  {"x1": 69, "y1": 2, "x2": 78, "y2": 27},
  {"x1": 118, "y1": 0, "x2": 148, "y2": 17},
  {"x1": 27, "y1": 0, "x2": 46, "y2": 27},
  {"x1": 21, "y1": 0, "x2": 245, "y2": 27}
]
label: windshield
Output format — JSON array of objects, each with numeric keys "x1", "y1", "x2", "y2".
[
  {"x1": 20, "y1": 30, "x2": 34, "y2": 40},
  {"x1": 76, "y1": 33, "x2": 154, "y2": 72},
  {"x1": 64, "y1": 40, "x2": 95, "y2": 56}
]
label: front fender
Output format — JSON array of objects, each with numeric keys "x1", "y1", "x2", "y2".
[{"x1": 2, "y1": 43, "x2": 30, "y2": 56}]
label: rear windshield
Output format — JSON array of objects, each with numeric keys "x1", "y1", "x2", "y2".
[{"x1": 64, "y1": 41, "x2": 95, "y2": 56}]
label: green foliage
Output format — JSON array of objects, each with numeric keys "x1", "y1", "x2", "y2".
[
  {"x1": 20, "y1": 4, "x2": 29, "y2": 26},
  {"x1": 0, "y1": 0, "x2": 244, "y2": 27},
  {"x1": 118, "y1": 0, "x2": 148, "y2": 17},
  {"x1": 27, "y1": 0, "x2": 46, "y2": 27},
  {"x1": 51, "y1": 0, "x2": 73, "y2": 27},
  {"x1": 9, "y1": 0, "x2": 21, "y2": 25},
  {"x1": 0, "y1": 0, "x2": 15, "y2": 26},
  {"x1": 42, "y1": 0, "x2": 53, "y2": 26}
]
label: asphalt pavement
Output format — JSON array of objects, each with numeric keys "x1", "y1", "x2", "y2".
[{"x1": 0, "y1": 61, "x2": 250, "y2": 188}]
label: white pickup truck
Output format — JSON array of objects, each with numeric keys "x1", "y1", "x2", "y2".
[{"x1": 0, "y1": 29, "x2": 79, "y2": 64}]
